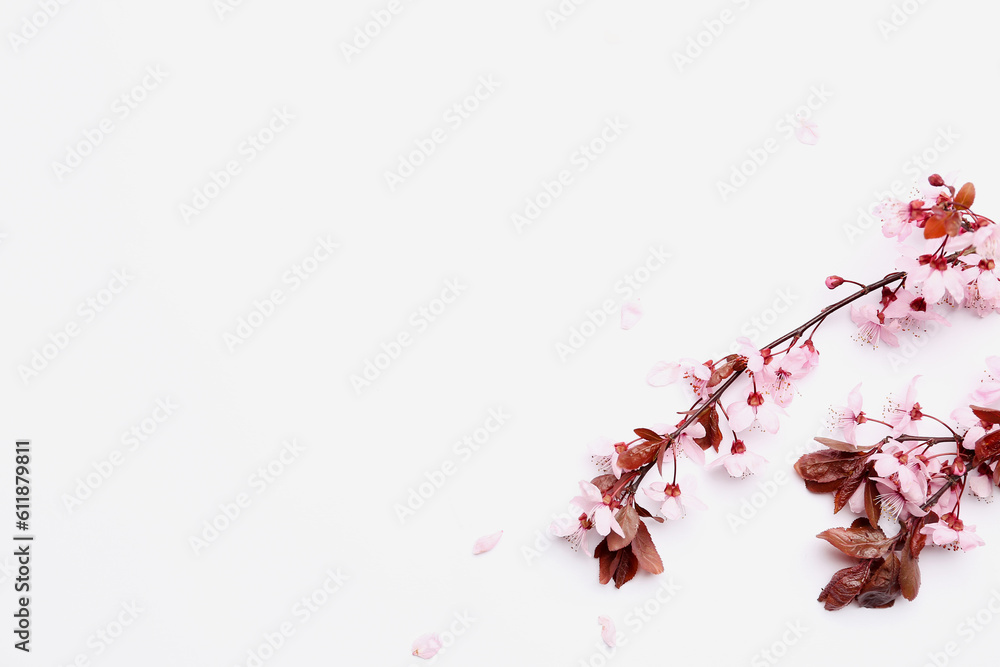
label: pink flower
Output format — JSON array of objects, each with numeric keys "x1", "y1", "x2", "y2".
[
  {"x1": 969, "y1": 464, "x2": 995, "y2": 500},
  {"x1": 887, "y1": 376, "x2": 923, "y2": 436},
  {"x1": 974, "y1": 222, "x2": 1000, "y2": 261},
  {"x1": 872, "y1": 476, "x2": 927, "y2": 520},
  {"x1": 878, "y1": 198, "x2": 915, "y2": 240},
  {"x1": 709, "y1": 439, "x2": 767, "y2": 478},
  {"x1": 850, "y1": 303, "x2": 900, "y2": 348},
  {"x1": 572, "y1": 481, "x2": 625, "y2": 537},
  {"x1": 735, "y1": 337, "x2": 764, "y2": 374},
  {"x1": 589, "y1": 437, "x2": 628, "y2": 478},
  {"x1": 882, "y1": 289, "x2": 951, "y2": 327},
  {"x1": 620, "y1": 299, "x2": 643, "y2": 330},
  {"x1": 412, "y1": 633, "x2": 443, "y2": 659},
  {"x1": 644, "y1": 476, "x2": 707, "y2": 520},
  {"x1": 897, "y1": 244, "x2": 967, "y2": 305},
  {"x1": 799, "y1": 340, "x2": 821, "y2": 371},
  {"x1": 727, "y1": 386, "x2": 786, "y2": 433},
  {"x1": 870, "y1": 440, "x2": 924, "y2": 496},
  {"x1": 920, "y1": 514, "x2": 985, "y2": 551},
  {"x1": 831, "y1": 383, "x2": 866, "y2": 444},
  {"x1": 647, "y1": 358, "x2": 712, "y2": 398},
  {"x1": 598, "y1": 616, "x2": 617, "y2": 647},
  {"x1": 760, "y1": 348, "x2": 811, "y2": 407},
  {"x1": 550, "y1": 513, "x2": 593, "y2": 553},
  {"x1": 669, "y1": 421, "x2": 707, "y2": 467},
  {"x1": 972, "y1": 356, "x2": 1000, "y2": 405},
  {"x1": 472, "y1": 530, "x2": 503, "y2": 555}
]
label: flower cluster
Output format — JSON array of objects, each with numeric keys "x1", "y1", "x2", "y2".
[
  {"x1": 554, "y1": 175, "x2": 1000, "y2": 608},
  {"x1": 801, "y1": 367, "x2": 1000, "y2": 609}
]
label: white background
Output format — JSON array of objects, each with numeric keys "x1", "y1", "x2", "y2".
[{"x1": 3, "y1": 0, "x2": 1000, "y2": 665}]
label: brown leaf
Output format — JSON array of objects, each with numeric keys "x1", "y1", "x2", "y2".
[
  {"x1": 900, "y1": 545, "x2": 921, "y2": 601},
  {"x1": 817, "y1": 522, "x2": 894, "y2": 559},
  {"x1": 634, "y1": 504, "x2": 664, "y2": 523},
  {"x1": 909, "y1": 516, "x2": 930, "y2": 558},
  {"x1": 814, "y1": 437, "x2": 859, "y2": 452},
  {"x1": 971, "y1": 405, "x2": 1000, "y2": 425},
  {"x1": 833, "y1": 463, "x2": 869, "y2": 513},
  {"x1": 955, "y1": 182, "x2": 976, "y2": 209},
  {"x1": 631, "y1": 521, "x2": 664, "y2": 574},
  {"x1": 607, "y1": 506, "x2": 639, "y2": 551},
  {"x1": 864, "y1": 478, "x2": 881, "y2": 526},
  {"x1": 693, "y1": 407, "x2": 724, "y2": 452},
  {"x1": 818, "y1": 561, "x2": 872, "y2": 611},
  {"x1": 804, "y1": 479, "x2": 846, "y2": 494},
  {"x1": 973, "y1": 430, "x2": 1000, "y2": 467},
  {"x1": 591, "y1": 475, "x2": 618, "y2": 494},
  {"x1": 595, "y1": 538, "x2": 620, "y2": 586},
  {"x1": 634, "y1": 428, "x2": 662, "y2": 442},
  {"x1": 618, "y1": 441, "x2": 661, "y2": 471},
  {"x1": 613, "y1": 547, "x2": 639, "y2": 588},
  {"x1": 924, "y1": 210, "x2": 961, "y2": 238},
  {"x1": 857, "y1": 553, "x2": 901, "y2": 608},
  {"x1": 795, "y1": 450, "x2": 866, "y2": 485}
]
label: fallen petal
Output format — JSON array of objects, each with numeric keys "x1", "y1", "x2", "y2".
[
  {"x1": 795, "y1": 118, "x2": 820, "y2": 145},
  {"x1": 598, "y1": 616, "x2": 617, "y2": 647},
  {"x1": 412, "y1": 633, "x2": 443, "y2": 659},
  {"x1": 472, "y1": 530, "x2": 503, "y2": 555},
  {"x1": 620, "y1": 299, "x2": 643, "y2": 330}
]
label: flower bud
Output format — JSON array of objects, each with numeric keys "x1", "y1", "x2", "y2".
[
  {"x1": 928, "y1": 174, "x2": 945, "y2": 187},
  {"x1": 825, "y1": 275, "x2": 844, "y2": 289}
]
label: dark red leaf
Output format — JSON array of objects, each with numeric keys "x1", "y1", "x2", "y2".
[
  {"x1": 804, "y1": 479, "x2": 845, "y2": 494},
  {"x1": 634, "y1": 504, "x2": 664, "y2": 523},
  {"x1": 814, "y1": 437, "x2": 860, "y2": 453},
  {"x1": 834, "y1": 463, "x2": 869, "y2": 513},
  {"x1": 864, "y1": 478, "x2": 881, "y2": 526},
  {"x1": 613, "y1": 547, "x2": 639, "y2": 588},
  {"x1": 634, "y1": 428, "x2": 662, "y2": 442},
  {"x1": 607, "y1": 506, "x2": 639, "y2": 551},
  {"x1": 693, "y1": 406, "x2": 724, "y2": 453},
  {"x1": 817, "y1": 522, "x2": 894, "y2": 559},
  {"x1": 595, "y1": 538, "x2": 620, "y2": 586},
  {"x1": 795, "y1": 450, "x2": 866, "y2": 485},
  {"x1": 631, "y1": 521, "x2": 664, "y2": 574},
  {"x1": 818, "y1": 561, "x2": 872, "y2": 611},
  {"x1": 618, "y1": 441, "x2": 661, "y2": 471},
  {"x1": 909, "y1": 516, "x2": 930, "y2": 558},
  {"x1": 591, "y1": 475, "x2": 617, "y2": 494},
  {"x1": 971, "y1": 406, "x2": 1000, "y2": 425},
  {"x1": 857, "y1": 553, "x2": 901, "y2": 608},
  {"x1": 900, "y1": 545, "x2": 921, "y2": 601},
  {"x1": 973, "y1": 430, "x2": 1000, "y2": 467}
]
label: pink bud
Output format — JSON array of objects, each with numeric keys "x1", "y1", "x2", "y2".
[{"x1": 825, "y1": 275, "x2": 844, "y2": 289}]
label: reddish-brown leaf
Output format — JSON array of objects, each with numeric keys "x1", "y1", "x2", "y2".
[
  {"x1": 994, "y1": 463, "x2": 1000, "y2": 488},
  {"x1": 613, "y1": 547, "x2": 639, "y2": 588},
  {"x1": 595, "y1": 539, "x2": 620, "y2": 586},
  {"x1": 834, "y1": 463, "x2": 869, "y2": 513},
  {"x1": 971, "y1": 405, "x2": 1000, "y2": 425},
  {"x1": 618, "y1": 441, "x2": 661, "y2": 471},
  {"x1": 693, "y1": 406, "x2": 724, "y2": 452},
  {"x1": 795, "y1": 450, "x2": 866, "y2": 485},
  {"x1": 956, "y1": 182, "x2": 976, "y2": 209},
  {"x1": 973, "y1": 430, "x2": 1000, "y2": 467},
  {"x1": 814, "y1": 437, "x2": 859, "y2": 453},
  {"x1": 634, "y1": 428, "x2": 662, "y2": 442},
  {"x1": 857, "y1": 553, "x2": 901, "y2": 608},
  {"x1": 817, "y1": 522, "x2": 894, "y2": 559},
  {"x1": 909, "y1": 516, "x2": 930, "y2": 558},
  {"x1": 900, "y1": 545, "x2": 921, "y2": 601},
  {"x1": 804, "y1": 479, "x2": 846, "y2": 494},
  {"x1": 634, "y1": 504, "x2": 664, "y2": 523},
  {"x1": 591, "y1": 475, "x2": 617, "y2": 494},
  {"x1": 818, "y1": 561, "x2": 872, "y2": 611},
  {"x1": 607, "y1": 506, "x2": 639, "y2": 551},
  {"x1": 864, "y1": 478, "x2": 881, "y2": 526},
  {"x1": 631, "y1": 521, "x2": 664, "y2": 574},
  {"x1": 924, "y1": 210, "x2": 961, "y2": 238}
]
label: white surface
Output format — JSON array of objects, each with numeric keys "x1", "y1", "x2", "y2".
[{"x1": 3, "y1": 1, "x2": 1000, "y2": 665}]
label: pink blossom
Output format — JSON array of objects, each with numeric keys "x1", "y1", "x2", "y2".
[
  {"x1": 896, "y1": 245, "x2": 967, "y2": 305},
  {"x1": 799, "y1": 340, "x2": 820, "y2": 371},
  {"x1": 572, "y1": 481, "x2": 625, "y2": 537},
  {"x1": 760, "y1": 348, "x2": 810, "y2": 407},
  {"x1": 412, "y1": 633, "x2": 443, "y2": 659},
  {"x1": 647, "y1": 358, "x2": 712, "y2": 399},
  {"x1": 870, "y1": 440, "x2": 925, "y2": 496},
  {"x1": 735, "y1": 337, "x2": 764, "y2": 374},
  {"x1": 669, "y1": 421, "x2": 707, "y2": 467},
  {"x1": 882, "y1": 289, "x2": 951, "y2": 327},
  {"x1": 969, "y1": 464, "x2": 994, "y2": 500},
  {"x1": 598, "y1": 616, "x2": 617, "y2": 647},
  {"x1": 920, "y1": 514, "x2": 985, "y2": 551},
  {"x1": 550, "y1": 513, "x2": 593, "y2": 553},
  {"x1": 887, "y1": 376, "x2": 923, "y2": 436},
  {"x1": 727, "y1": 386, "x2": 787, "y2": 433},
  {"x1": 472, "y1": 530, "x2": 503, "y2": 555},
  {"x1": 972, "y1": 356, "x2": 1000, "y2": 405},
  {"x1": 709, "y1": 439, "x2": 767, "y2": 478},
  {"x1": 831, "y1": 383, "x2": 865, "y2": 444},
  {"x1": 872, "y1": 476, "x2": 927, "y2": 520},
  {"x1": 620, "y1": 299, "x2": 643, "y2": 330},
  {"x1": 974, "y1": 222, "x2": 1000, "y2": 261},
  {"x1": 850, "y1": 303, "x2": 900, "y2": 348},
  {"x1": 878, "y1": 198, "x2": 915, "y2": 240},
  {"x1": 589, "y1": 437, "x2": 627, "y2": 478},
  {"x1": 644, "y1": 476, "x2": 707, "y2": 520}
]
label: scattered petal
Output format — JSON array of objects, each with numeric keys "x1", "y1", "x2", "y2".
[
  {"x1": 472, "y1": 530, "x2": 503, "y2": 555},
  {"x1": 620, "y1": 299, "x2": 643, "y2": 330},
  {"x1": 412, "y1": 633, "x2": 442, "y2": 659},
  {"x1": 598, "y1": 616, "x2": 617, "y2": 647},
  {"x1": 795, "y1": 118, "x2": 820, "y2": 145}
]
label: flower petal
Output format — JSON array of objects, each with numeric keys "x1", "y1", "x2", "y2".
[
  {"x1": 620, "y1": 299, "x2": 643, "y2": 330},
  {"x1": 598, "y1": 616, "x2": 617, "y2": 647},
  {"x1": 472, "y1": 530, "x2": 503, "y2": 555},
  {"x1": 412, "y1": 633, "x2": 443, "y2": 659}
]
